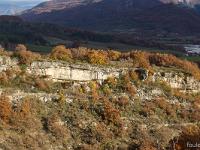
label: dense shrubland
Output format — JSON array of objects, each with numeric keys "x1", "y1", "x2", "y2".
[
  {"x1": 41, "y1": 45, "x2": 200, "y2": 80},
  {"x1": 1, "y1": 44, "x2": 199, "y2": 80},
  {"x1": 168, "y1": 125, "x2": 200, "y2": 150},
  {"x1": 0, "y1": 44, "x2": 199, "y2": 149},
  {"x1": 0, "y1": 68, "x2": 199, "y2": 149}
]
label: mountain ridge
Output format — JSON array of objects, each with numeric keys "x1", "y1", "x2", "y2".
[
  {"x1": 22, "y1": 0, "x2": 200, "y2": 15},
  {"x1": 21, "y1": 0, "x2": 200, "y2": 35}
]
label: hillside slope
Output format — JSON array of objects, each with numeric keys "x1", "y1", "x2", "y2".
[
  {"x1": 0, "y1": 46, "x2": 199, "y2": 149},
  {"x1": 21, "y1": 0, "x2": 200, "y2": 35},
  {"x1": 0, "y1": 16, "x2": 117, "y2": 49}
]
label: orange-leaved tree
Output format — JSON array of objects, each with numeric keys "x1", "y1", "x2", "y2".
[
  {"x1": 87, "y1": 50, "x2": 109, "y2": 65},
  {"x1": 50, "y1": 45, "x2": 72, "y2": 61}
]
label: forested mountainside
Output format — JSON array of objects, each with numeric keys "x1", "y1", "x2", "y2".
[
  {"x1": 1, "y1": 15, "x2": 188, "y2": 56},
  {"x1": 0, "y1": 16, "x2": 116, "y2": 46},
  {"x1": 21, "y1": 0, "x2": 200, "y2": 35}
]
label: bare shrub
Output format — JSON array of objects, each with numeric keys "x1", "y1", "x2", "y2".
[
  {"x1": 117, "y1": 96, "x2": 129, "y2": 107},
  {"x1": 125, "y1": 82, "x2": 136, "y2": 97},
  {"x1": 168, "y1": 125, "x2": 200, "y2": 150},
  {"x1": 89, "y1": 81, "x2": 99, "y2": 101},
  {"x1": 102, "y1": 84, "x2": 112, "y2": 96},
  {"x1": 47, "y1": 114, "x2": 69, "y2": 139},
  {"x1": 0, "y1": 48, "x2": 13, "y2": 56},
  {"x1": 0, "y1": 72, "x2": 9, "y2": 86},
  {"x1": 0, "y1": 95, "x2": 12, "y2": 123},
  {"x1": 35, "y1": 78, "x2": 51, "y2": 92},
  {"x1": 71, "y1": 47, "x2": 89, "y2": 60},
  {"x1": 102, "y1": 98, "x2": 121, "y2": 126},
  {"x1": 105, "y1": 76, "x2": 118, "y2": 88},
  {"x1": 107, "y1": 50, "x2": 121, "y2": 61},
  {"x1": 129, "y1": 70, "x2": 139, "y2": 81},
  {"x1": 15, "y1": 44, "x2": 41, "y2": 64}
]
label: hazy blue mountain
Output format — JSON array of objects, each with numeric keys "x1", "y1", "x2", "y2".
[{"x1": 0, "y1": 0, "x2": 45, "y2": 15}]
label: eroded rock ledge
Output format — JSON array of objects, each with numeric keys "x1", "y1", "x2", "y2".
[
  {"x1": 0, "y1": 56, "x2": 200, "y2": 93},
  {"x1": 152, "y1": 72, "x2": 200, "y2": 93},
  {"x1": 26, "y1": 61, "x2": 126, "y2": 82}
]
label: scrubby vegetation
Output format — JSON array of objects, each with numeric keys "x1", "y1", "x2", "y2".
[
  {"x1": 0, "y1": 44, "x2": 199, "y2": 149},
  {"x1": 14, "y1": 44, "x2": 41, "y2": 64},
  {"x1": 1, "y1": 44, "x2": 199, "y2": 81},
  {"x1": 149, "y1": 53, "x2": 200, "y2": 80},
  {"x1": 168, "y1": 125, "x2": 200, "y2": 150},
  {"x1": 0, "y1": 69, "x2": 199, "y2": 149}
]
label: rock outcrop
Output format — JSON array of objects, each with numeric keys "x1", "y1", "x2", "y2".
[
  {"x1": 26, "y1": 61, "x2": 126, "y2": 82},
  {"x1": 0, "y1": 56, "x2": 18, "y2": 72},
  {"x1": 153, "y1": 71, "x2": 200, "y2": 93},
  {"x1": 0, "y1": 56, "x2": 199, "y2": 93}
]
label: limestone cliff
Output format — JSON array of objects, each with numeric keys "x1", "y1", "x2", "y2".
[{"x1": 0, "y1": 56, "x2": 199, "y2": 93}]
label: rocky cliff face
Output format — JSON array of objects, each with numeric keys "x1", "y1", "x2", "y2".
[
  {"x1": 0, "y1": 56, "x2": 18, "y2": 72},
  {"x1": 0, "y1": 56, "x2": 199, "y2": 93},
  {"x1": 27, "y1": 60, "x2": 200, "y2": 93},
  {"x1": 153, "y1": 71, "x2": 200, "y2": 93},
  {"x1": 26, "y1": 61, "x2": 125, "y2": 82}
]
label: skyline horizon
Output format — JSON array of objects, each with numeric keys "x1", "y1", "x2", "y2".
[
  {"x1": 0, "y1": 0, "x2": 49, "y2": 4},
  {"x1": 1, "y1": 0, "x2": 48, "y2": 2},
  {"x1": 0, "y1": 0, "x2": 50, "y2": 15}
]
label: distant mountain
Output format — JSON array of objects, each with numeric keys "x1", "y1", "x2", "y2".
[
  {"x1": 0, "y1": 1, "x2": 44, "y2": 15},
  {"x1": 160, "y1": 0, "x2": 200, "y2": 6},
  {"x1": 22, "y1": 0, "x2": 161, "y2": 15},
  {"x1": 23, "y1": 0, "x2": 103, "y2": 14},
  {"x1": 21, "y1": 0, "x2": 200, "y2": 35}
]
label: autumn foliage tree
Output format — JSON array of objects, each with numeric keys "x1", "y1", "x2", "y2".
[
  {"x1": 87, "y1": 50, "x2": 109, "y2": 65},
  {"x1": 50, "y1": 45, "x2": 72, "y2": 61},
  {"x1": 107, "y1": 50, "x2": 121, "y2": 61},
  {"x1": 70, "y1": 47, "x2": 89, "y2": 60},
  {"x1": 14, "y1": 44, "x2": 41, "y2": 64},
  {"x1": 149, "y1": 53, "x2": 200, "y2": 80},
  {"x1": 131, "y1": 51, "x2": 150, "y2": 69}
]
